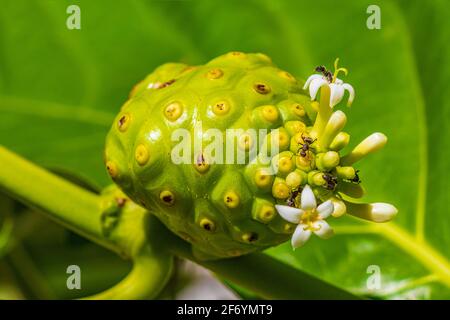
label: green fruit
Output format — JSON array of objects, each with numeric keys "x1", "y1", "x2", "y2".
[{"x1": 105, "y1": 52, "x2": 321, "y2": 259}]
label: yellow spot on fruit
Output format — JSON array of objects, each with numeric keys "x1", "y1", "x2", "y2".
[
  {"x1": 277, "y1": 156, "x2": 294, "y2": 174},
  {"x1": 278, "y1": 130, "x2": 290, "y2": 150},
  {"x1": 272, "y1": 181, "x2": 290, "y2": 199},
  {"x1": 253, "y1": 83, "x2": 271, "y2": 95},
  {"x1": 292, "y1": 103, "x2": 306, "y2": 117},
  {"x1": 224, "y1": 191, "x2": 240, "y2": 208},
  {"x1": 292, "y1": 132, "x2": 303, "y2": 145},
  {"x1": 194, "y1": 153, "x2": 210, "y2": 173},
  {"x1": 106, "y1": 161, "x2": 118, "y2": 178},
  {"x1": 242, "y1": 232, "x2": 258, "y2": 242},
  {"x1": 261, "y1": 105, "x2": 279, "y2": 122},
  {"x1": 296, "y1": 154, "x2": 315, "y2": 171},
  {"x1": 254, "y1": 168, "x2": 274, "y2": 188},
  {"x1": 159, "y1": 190, "x2": 175, "y2": 206},
  {"x1": 212, "y1": 101, "x2": 230, "y2": 115},
  {"x1": 259, "y1": 205, "x2": 275, "y2": 222},
  {"x1": 285, "y1": 121, "x2": 306, "y2": 136},
  {"x1": 135, "y1": 144, "x2": 149, "y2": 165},
  {"x1": 164, "y1": 102, "x2": 183, "y2": 121},
  {"x1": 312, "y1": 172, "x2": 326, "y2": 186},
  {"x1": 200, "y1": 218, "x2": 216, "y2": 232},
  {"x1": 206, "y1": 68, "x2": 224, "y2": 79},
  {"x1": 286, "y1": 171, "x2": 302, "y2": 188},
  {"x1": 279, "y1": 70, "x2": 296, "y2": 81},
  {"x1": 284, "y1": 223, "x2": 294, "y2": 233},
  {"x1": 117, "y1": 113, "x2": 130, "y2": 132}
]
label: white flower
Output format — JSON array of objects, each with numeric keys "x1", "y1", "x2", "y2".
[
  {"x1": 275, "y1": 185, "x2": 334, "y2": 249},
  {"x1": 302, "y1": 59, "x2": 355, "y2": 108},
  {"x1": 303, "y1": 75, "x2": 354, "y2": 108}
]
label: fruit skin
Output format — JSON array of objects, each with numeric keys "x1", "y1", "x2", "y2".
[{"x1": 105, "y1": 52, "x2": 318, "y2": 260}]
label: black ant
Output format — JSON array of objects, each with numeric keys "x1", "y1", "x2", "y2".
[
  {"x1": 323, "y1": 173, "x2": 338, "y2": 191},
  {"x1": 350, "y1": 170, "x2": 361, "y2": 184},
  {"x1": 286, "y1": 187, "x2": 302, "y2": 207},
  {"x1": 315, "y1": 65, "x2": 326, "y2": 73},
  {"x1": 297, "y1": 134, "x2": 316, "y2": 158},
  {"x1": 315, "y1": 65, "x2": 333, "y2": 83}
]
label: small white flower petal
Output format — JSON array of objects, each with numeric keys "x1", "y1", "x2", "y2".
[
  {"x1": 369, "y1": 203, "x2": 398, "y2": 222},
  {"x1": 312, "y1": 220, "x2": 334, "y2": 239},
  {"x1": 317, "y1": 200, "x2": 334, "y2": 219},
  {"x1": 301, "y1": 184, "x2": 316, "y2": 210},
  {"x1": 342, "y1": 83, "x2": 355, "y2": 107},
  {"x1": 329, "y1": 83, "x2": 345, "y2": 108},
  {"x1": 302, "y1": 74, "x2": 322, "y2": 90},
  {"x1": 309, "y1": 78, "x2": 329, "y2": 101},
  {"x1": 340, "y1": 132, "x2": 387, "y2": 166},
  {"x1": 275, "y1": 205, "x2": 304, "y2": 224},
  {"x1": 291, "y1": 224, "x2": 312, "y2": 249}
]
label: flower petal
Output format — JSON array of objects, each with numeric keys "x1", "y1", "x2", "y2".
[
  {"x1": 301, "y1": 184, "x2": 316, "y2": 210},
  {"x1": 329, "y1": 83, "x2": 345, "y2": 108},
  {"x1": 291, "y1": 224, "x2": 311, "y2": 249},
  {"x1": 312, "y1": 220, "x2": 334, "y2": 239},
  {"x1": 343, "y1": 201, "x2": 397, "y2": 223},
  {"x1": 340, "y1": 132, "x2": 387, "y2": 166},
  {"x1": 342, "y1": 83, "x2": 355, "y2": 107},
  {"x1": 309, "y1": 78, "x2": 329, "y2": 101},
  {"x1": 302, "y1": 74, "x2": 322, "y2": 90},
  {"x1": 275, "y1": 205, "x2": 303, "y2": 224},
  {"x1": 369, "y1": 203, "x2": 398, "y2": 222},
  {"x1": 317, "y1": 200, "x2": 334, "y2": 219}
]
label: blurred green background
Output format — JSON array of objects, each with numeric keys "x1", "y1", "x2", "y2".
[{"x1": 0, "y1": 0, "x2": 449, "y2": 299}]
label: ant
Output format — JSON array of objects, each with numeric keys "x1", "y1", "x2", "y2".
[
  {"x1": 315, "y1": 65, "x2": 333, "y2": 83},
  {"x1": 286, "y1": 187, "x2": 302, "y2": 207},
  {"x1": 350, "y1": 170, "x2": 361, "y2": 184},
  {"x1": 297, "y1": 134, "x2": 316, "y2": 158},
  {"x1": 323, "y1": 173, "x2": 338, "y2": 191}
]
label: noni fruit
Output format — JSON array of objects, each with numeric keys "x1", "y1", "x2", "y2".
[{"x1": 104, "y1": 52, "x2": 397, "y2": 260}]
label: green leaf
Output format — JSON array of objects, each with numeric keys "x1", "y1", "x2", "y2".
[{"x1": 0, "y1": 0, "x2": 448, "y2": 298}]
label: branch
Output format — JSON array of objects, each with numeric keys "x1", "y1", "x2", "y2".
[
  {"x1": 0, "y1": 146, "x2": 116, "y2": 252},
  {"x1": 158, "y1": 216, "x2": 359, "y2": 300},
  {"x1": 0, "y1": 146, "x2": 360, "y2": 300}
]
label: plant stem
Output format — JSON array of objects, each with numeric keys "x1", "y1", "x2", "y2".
[
  {"x1": 0, "y1": 146, "x2": 360, "y2": 300},
  {"x1": 0, "y1": 146, "x2": 116, "y2": 252},
  {"x1": 159, "y1": 216, "x2": 359, "y2": 300},
  {"x1": 84, "y1": 252, "x2": 174, "y2": 300},
  {"x1": 311, "y1": 86, "x2": 332, "y2": 140}
]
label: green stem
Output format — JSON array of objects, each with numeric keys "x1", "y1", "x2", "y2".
[
  {"x1": 0, "y1": 146, "x2": 116, "y2": 252},
  {"x1": 159, "y1": 216, "x2": 359, "y2": 300},
  {"x1": 0, "y1": 146, "x2": 360, "y2": 300},
  {"x1": 0, "y1": 146, "x2": 174, "y2": 299},
  {"x1": 84, "y1": 252, "x2": 174, "y2": 300},
  {"x1": 311, "y1": 86, "x2": 332, "y2": 140}
]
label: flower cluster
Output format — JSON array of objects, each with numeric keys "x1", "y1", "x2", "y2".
[{"x1": 276, "y1": 59, "x2": 397, "y2": 249}]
